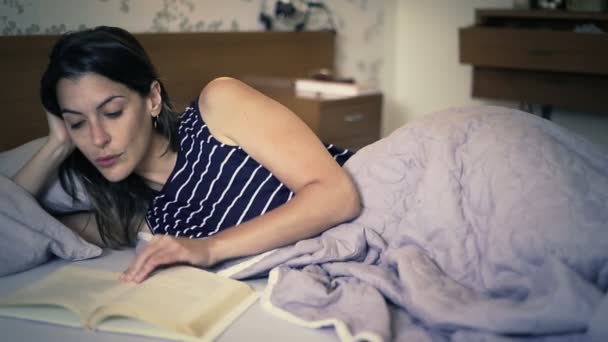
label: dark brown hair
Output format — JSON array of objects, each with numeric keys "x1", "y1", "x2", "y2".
[{"x1": 40, "y1": 26, "x2": 179, "y2": 247}]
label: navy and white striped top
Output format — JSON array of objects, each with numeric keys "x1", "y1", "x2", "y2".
[{"x1": 146, "y1": 99, "x2": 353, "y2": 238}]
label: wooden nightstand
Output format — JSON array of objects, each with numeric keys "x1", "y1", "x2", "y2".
[
  {"x1": 252, "y1": 84, "x2": 382, "y2": 151},
  {"x1": 459, "y1": 9, "x2": 608, "y2": 118}
]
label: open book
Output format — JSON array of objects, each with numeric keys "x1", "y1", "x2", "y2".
[{"x1": 0, "y1": 264, "x2": 258, "y2": 341}]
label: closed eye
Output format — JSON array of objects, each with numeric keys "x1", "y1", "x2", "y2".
[
  {"x1": 105, "y1": 110, "x2": 123, "y2": 119},
  {"x1": 69, "y1": 121, "x2": 85, "y2": 129}
]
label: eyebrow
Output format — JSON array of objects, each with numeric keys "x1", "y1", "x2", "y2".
[{"x1": 61, "y1": 95, "x2": 125, "y2": 115}]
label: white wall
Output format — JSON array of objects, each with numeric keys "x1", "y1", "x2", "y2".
[
  {"x1": 552, "y1": 111, "x2": 608, "y2": 151},
  {"x1": 383, "y1": 0, "x2": 512, "y2": 134}
]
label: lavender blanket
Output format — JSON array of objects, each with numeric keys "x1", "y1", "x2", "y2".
[{"x1": 230, "y1": 106, "x2": 608, "y2": 342}]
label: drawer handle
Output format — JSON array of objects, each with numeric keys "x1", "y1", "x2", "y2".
[
  {"x1": 343, "y1": 113, "x2": 364, "y2": 123},
  {"x1": 525, "y1": 48, "x2": 556, "y2": 57}
]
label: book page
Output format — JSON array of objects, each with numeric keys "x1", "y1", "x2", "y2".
[
  {"x1": 0, "y1": 305, "x2": 82, "y2": 328},
  {"x1": 96, "y1": 316, "x2": 204, "y2": 342},
  {"x1": 0, "y1": 265, "x2": 135, "y2": 327},
  {"x1": 89, "y1": 266, "x2": 258, "y2": 340}
]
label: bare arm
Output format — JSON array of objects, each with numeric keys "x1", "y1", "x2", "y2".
[
  {"x1": 12, "y1": 140, "x2": 71, "y2": 196},
  {"x1": 122, "y1": 78, "x2": 361, "y2": 282},
  {"x1": 12, "y1": 112, "x2": 74, "y2": 196},
  {"x1": 203, "y1": 78, "x2": 361, "y2": 262}
]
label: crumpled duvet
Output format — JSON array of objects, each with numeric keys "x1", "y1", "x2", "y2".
[{"x1": 229, "y1": 106, "x2": 608, "y2": 342}]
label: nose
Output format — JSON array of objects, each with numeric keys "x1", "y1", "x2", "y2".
[{"x1": 90, "y1": 121, "x2": 111, "y2": 148}]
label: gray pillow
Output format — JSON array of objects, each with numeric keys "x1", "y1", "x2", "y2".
[
  {"x1": 0, "y1": 174, "x2": 102, "y2": 276},
  {"x1": 0, "y1": 137, "x2": 91, "y2": 214}
]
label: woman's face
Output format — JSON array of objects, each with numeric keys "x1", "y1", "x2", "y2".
[{"x1": 57, "y1": 73, "x2": 160, "y2": 182}]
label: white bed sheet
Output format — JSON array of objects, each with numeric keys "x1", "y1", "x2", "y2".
[{"x1": 0, "y1": 249, "x2": 338, "y2": 342}]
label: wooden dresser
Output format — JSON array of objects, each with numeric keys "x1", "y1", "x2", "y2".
[
  {"x1": 253, "y1": 83, "x2": 382, "y2": 151},
  {"x1": 459, "y1": 9, "x2": 608, "y2": 118}
]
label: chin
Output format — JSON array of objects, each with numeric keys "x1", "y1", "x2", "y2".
[{"x1": 97, "y1": 167, "x2": 131, "y2": 183}]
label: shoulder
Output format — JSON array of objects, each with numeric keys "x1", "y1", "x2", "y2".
[
  {"x1": 198, "y1": 77, "x2": 261, "y2": 115},
  {"x1": 196, "y1": 77, "x2": 253, "y2": 145},
  {"x1": 197, "y1": 77, "x2": 281, "y2": 145}
]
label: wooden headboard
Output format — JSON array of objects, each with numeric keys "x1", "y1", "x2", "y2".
[{"x1": 0, "y1": 31, "x2": 335, "y2": 151}]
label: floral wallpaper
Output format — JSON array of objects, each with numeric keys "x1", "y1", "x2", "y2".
[{"x1": 0, "y1": 0, "x2": 385, "y2": 88}]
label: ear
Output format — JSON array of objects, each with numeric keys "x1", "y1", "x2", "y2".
[{"x1": 148, "y1": 80, "x2": 162, "y2": 117}]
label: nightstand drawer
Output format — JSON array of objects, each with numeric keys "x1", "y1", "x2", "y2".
[
  {"x1": 472, "y1": 67, "x2": 608, "y2": 112},
  {"x1": 459, "y1": 27, "x2": 608, "y2": 74},
  {"x1": 319, "y1": 100, "x2": 381, "y2": 142}
]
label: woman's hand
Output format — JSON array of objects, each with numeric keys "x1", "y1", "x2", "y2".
[
  {"x1": 120, "y1": 235, "x2": 216, "y2": 283},
  {"x1": 45, "y1": 111, "x2": 74, "y2": 156}
]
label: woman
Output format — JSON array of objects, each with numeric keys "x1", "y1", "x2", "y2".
[{"x1": 13, "y1": 26, "x2": 361, "y2": 283}]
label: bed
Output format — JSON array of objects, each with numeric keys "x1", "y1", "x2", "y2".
[{"x1": 2, "y1": 31, "x2": 608, "y2": 342}]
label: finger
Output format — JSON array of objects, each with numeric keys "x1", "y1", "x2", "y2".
[
  {"x1": 121, "y1": 236, "x2": 165, "y2": 281},
  {"x1": 131, "y1": 250, "x2": 178, "y2": 283},
  {"x1": 123, "y1": 236, "x2": 185, "y2": 282}
]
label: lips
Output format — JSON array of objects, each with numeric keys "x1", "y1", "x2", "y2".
[{"x1": 95, "y1": 153, "x2": 122, "y2": 168}]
